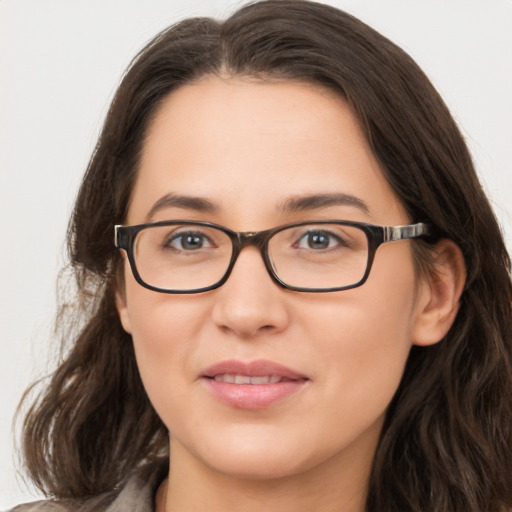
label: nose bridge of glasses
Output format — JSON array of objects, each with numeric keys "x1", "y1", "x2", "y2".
[
  {"x1": 230, "y1": 231, "x2": 272, "y2": 268},
  {"x1": 237, "y1": 231, "x2": 268, "y2": 249}
]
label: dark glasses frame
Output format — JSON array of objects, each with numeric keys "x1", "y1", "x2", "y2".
[{"x1": 114, "y1": 220, "x2": 433, "y2": 294}]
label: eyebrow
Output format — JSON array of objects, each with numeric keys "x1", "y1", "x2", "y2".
[
  {"x1": 280, "y1": 193, "x2": 370, "y2": 214},
  {"x1": 145, "y1": 193, "x2": 218, "y2": 221},
  {"x1": 145, "y1": 191, "x2": 370, "y2": 222}
]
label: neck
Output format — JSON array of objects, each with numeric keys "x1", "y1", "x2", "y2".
[{"x1": 157, "y1": 435, "x2": 376, "y2": 512}]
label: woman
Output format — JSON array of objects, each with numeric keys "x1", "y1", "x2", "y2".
[{"x1": 12, "y1": 1, "x2": 512, "y2": 510}]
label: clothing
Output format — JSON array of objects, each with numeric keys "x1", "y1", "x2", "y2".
[{"x1": 9, "y1": 464, "x2": 166, "y2": 512}]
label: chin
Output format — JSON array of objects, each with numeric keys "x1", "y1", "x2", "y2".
[
  {"x1": 204, "y1": 450, "x2": 313, "y2": 481},
  {"x1": 174, "y1": 426, "x2": 333, "y2": 482}
]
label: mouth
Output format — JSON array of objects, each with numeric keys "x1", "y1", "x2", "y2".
[{"x1": 201, "y1": 359, "x2": 308, "y2": 409}]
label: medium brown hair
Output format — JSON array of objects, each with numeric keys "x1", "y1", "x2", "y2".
[{"x1": 19, "y1": 1, "x2": 512, "y2": 510}]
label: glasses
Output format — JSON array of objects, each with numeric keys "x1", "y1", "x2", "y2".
[{"x1": 114, "y1": 220, "x2": 432, "y2": 294}]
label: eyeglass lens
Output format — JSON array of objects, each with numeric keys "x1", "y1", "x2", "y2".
[{"x1": 132, "y1": 222, "x2": 370, "y2": 292}]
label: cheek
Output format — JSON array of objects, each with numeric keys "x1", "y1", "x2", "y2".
[
  {"x1": 122, "y1": 279, "x2": 212, "y2": 413},
  {"x1": 302, "y1": 247, "x2": 418, "y2": 416},
  {"x1": 123, "y1": 262, "x2": 209, "y2": 346}
]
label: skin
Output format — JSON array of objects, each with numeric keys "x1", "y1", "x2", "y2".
[{"x1": 117, "y1": 76, "x2": 465, "y2": 512}]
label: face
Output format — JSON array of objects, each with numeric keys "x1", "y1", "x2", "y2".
[{"x1": 117, "y1": 76, "x2": 428, "y2": 483}]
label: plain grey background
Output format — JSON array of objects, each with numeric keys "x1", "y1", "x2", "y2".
[{"x1": 1, "y1": 0, "x2": 511, "y2": 507}]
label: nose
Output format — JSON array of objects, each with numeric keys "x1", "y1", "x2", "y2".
[{"x1": 211, "y1": 246, "x2": 290, "y2": 338}]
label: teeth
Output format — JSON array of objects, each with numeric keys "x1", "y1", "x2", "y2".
[
  {"x1": 213, "y1": 374, "x2": 283, "y2": 384},
  {"x1": 251, "y1": 376, "x2": 271, "y2": 384}
]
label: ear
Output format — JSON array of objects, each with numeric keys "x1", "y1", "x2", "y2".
[
  {"x1": 115, "y1": 288, "x2": 132, "y2": 334},
  {"x1": 412, "y1": 239, "x2": 466, "y2": 346}
]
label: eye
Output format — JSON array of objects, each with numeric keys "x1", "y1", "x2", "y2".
[
  {"x1": 165, "y1": 230, "x2": 214, "y2": 251},
  {"x1": 296, "y1": 229, "x2": 346, "y2": 250}
]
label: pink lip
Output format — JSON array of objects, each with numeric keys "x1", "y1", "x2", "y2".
[{"x1": 201, "y1": 359, "x2": 309, "y2": 409}]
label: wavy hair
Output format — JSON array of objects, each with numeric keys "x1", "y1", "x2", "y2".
[{"x1": 19, "y1": 1, "x2": 512, "y2": 510}]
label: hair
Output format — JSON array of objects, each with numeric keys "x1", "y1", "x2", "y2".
[{"x1": 18, "y1": 1, "x2": 512, "y2": 510}]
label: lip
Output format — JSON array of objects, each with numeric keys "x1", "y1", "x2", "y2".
[{"x1": 201, "y1": 359, "x2": 309, "y2": 409}]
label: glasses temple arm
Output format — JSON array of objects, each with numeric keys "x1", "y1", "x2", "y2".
[{"x1": 384, "y1": 223, "x2": 432, "y2": 242}]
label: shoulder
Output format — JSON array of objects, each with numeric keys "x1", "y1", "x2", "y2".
[
  {"x1": 9, "y1": 501, "x2": 71, "y2": 512},
  {"x1": 8, "y1": 462, "x2": 167, "y2": 512},
  {"x1": 8, "y1": 497, "x2": 102, "y2": 512}
]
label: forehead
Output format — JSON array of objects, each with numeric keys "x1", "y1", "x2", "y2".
[{"x1": 129, "y1": 76, "x2": 406, "y2": 227}]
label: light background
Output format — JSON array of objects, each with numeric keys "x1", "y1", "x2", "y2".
[{"x1": 1, "y1": 0, "x2": 511, "y2": 507}]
